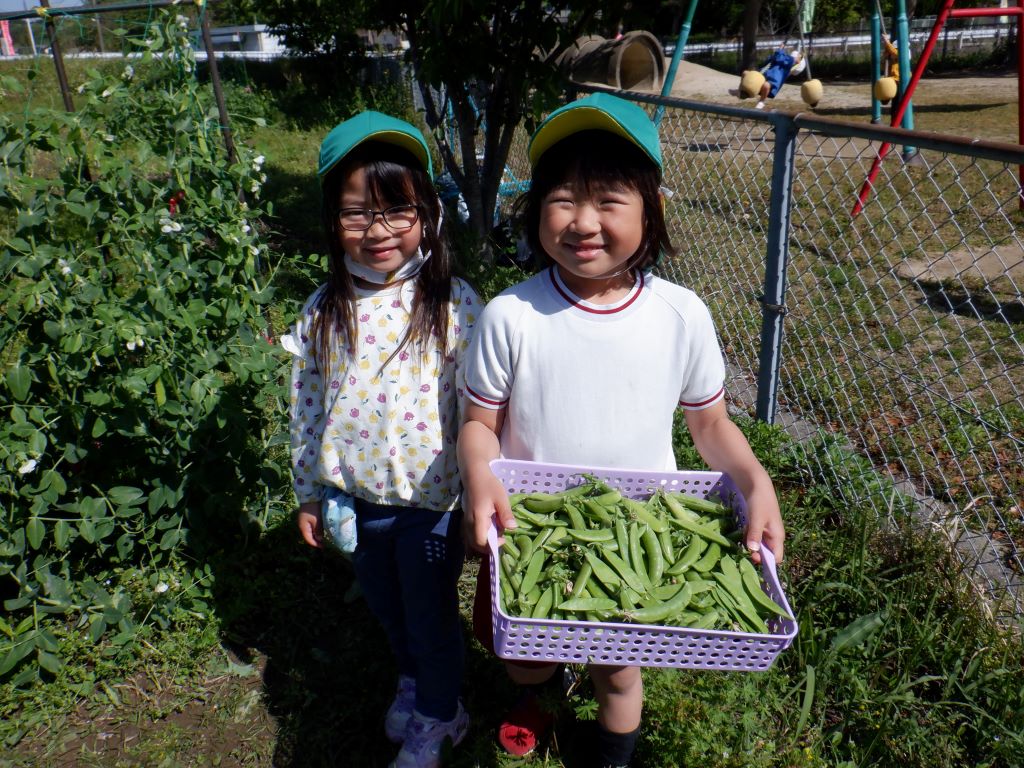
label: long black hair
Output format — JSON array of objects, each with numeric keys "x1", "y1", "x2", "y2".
[
  {"x1": 311, "y1": 141, "x2": 453, "y2": 380},
  {"x1": 516, "y1": 129, "x2": 675, "y2": 272}
]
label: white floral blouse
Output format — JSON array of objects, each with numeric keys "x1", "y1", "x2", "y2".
[{"x1": 284, "y1": 277, "x2": 479, "y2": 511}]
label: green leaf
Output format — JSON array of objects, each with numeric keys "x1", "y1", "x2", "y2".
[
  {"x1": 830, "y1": 611, "x2": 887, "y2": 654},
  {"x1": 26, "y1": 518, "x2": 44, "y2": 550},
  {"x1": 91, "y1": 417, "x2": 107, "y2": 438},
  {"x1": 6, "y1": 364, "x2": 31, "y2": 401},
  {"x1": 159, "y1": 528, "x2": 181, "y2": 550},
  {"x1": 89, "y1": 616, "x2": 107, "y2": 644},
  {"x1": 107, "y1": 486, "x2": 144, "y2": 506},
  {"x1": 0, "y1": 639, "x2": 36, "y2": 678},
  {"x1": 54, "y1": 520, "x2": 71, "y2": 550},
  {"x1": 37, "y1": 650, "x2": 63, "y2": 675}
]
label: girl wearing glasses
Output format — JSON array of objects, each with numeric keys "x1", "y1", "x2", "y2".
[{"x1": 284, "y1": 111, "x2": 479, "y2": 768}]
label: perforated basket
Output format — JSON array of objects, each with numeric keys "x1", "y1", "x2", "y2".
[{"x1": 487, "y1": 459, "x2": 798, "y2": 671}]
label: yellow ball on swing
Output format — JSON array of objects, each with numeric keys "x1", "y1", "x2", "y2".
[
  {"x1": 874, "y1": 76, "x2": 898, "y2": 104},
  {"x1": 740, "y1": 70, "x2": 766, "y2": 99},
  {"x1": 801, "y1": 78, "x2": 823, "y2": 108}
]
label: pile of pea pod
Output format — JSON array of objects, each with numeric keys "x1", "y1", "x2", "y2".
[{"x1": 496, "y1": 476, "x2": 793, "y2": 633}]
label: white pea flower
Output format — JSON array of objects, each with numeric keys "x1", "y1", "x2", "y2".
[
  {"x1": 18, "y1": 459, "x2": 38, "y2": 475},
  {"x1": 126, "y1": 337, "x2": 145, "y2": 351},
  {"x1": 259, "y1": 173, "x2": 267, "y2": 183},
  {"x1": 159, "y1": 218, "x2": 183, "y2": 233},
  {"x1": 57, "y1": 258, "x2": 72, "y2": 275},
  {"x1": 103, "y1": 134, "x2": 115, "y2": 143},
  {"x1": 122, "y1": 65, "x2": 134, "y2": 80},
  {"x1": 250, "y1": 181, "x2": 260, "y2": 193},
  {"x1": 249, "y1": 245, "x2": 260, "y2": 257},
  {"x1": 175, "y1": 14, "x2": 188, "y2": 26},
  {"x1": 253, "y1": 155, "x2": 265, "y2": 168},
  {"x1": 77, "y1": 83, "x2": 86, "y2": 94},
  {"x1": 241, "y1": 223, "x2": 251, "y2": 234},
  {"x1": 101, "y1": 87, "x2": 114, "y2": 98},
  {"x1": 155, "y1": 582, "x2": 170, "y2": 594}
]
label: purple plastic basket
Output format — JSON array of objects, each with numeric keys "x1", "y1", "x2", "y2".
[{"x1": 487, "y1": 459, "x2": 798, "y2": 672}]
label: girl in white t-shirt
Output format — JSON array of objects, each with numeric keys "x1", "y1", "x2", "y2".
[
  {"x1": 458, "y1": 93, "x2": 785, "y2": 768},
  {"x1": 286, "y1": 111, "x2": 478, "y2": 768}
]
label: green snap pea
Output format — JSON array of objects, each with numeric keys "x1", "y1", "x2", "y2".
[
  {"x1": 691, "y1": 541, "x2": 722, "y2": 573},
  {"x1": 570, "y1": 561, "x2": 593, "y2": 599},
  {"x1": 623, "y1": 583, "x2": 693, "y2": 624},
  {"x1": 658, "y1": 528, "x2": 675, "y2": 564},
  {"x1": 591, "y1": 489, "x2": 622, "y2": 506},
  {"x1": 739, "y1": 556, "x2": 794, "y2": 620},
  {"x1": 522, "y1": 493, "x2": 568, "y2": 514},
  {"x1": 583, "y1": 548, "x2": 622, "y2": 590},
  {"x1": 565, "y1": 501, "x2": 586, "y2": 531},
  {"x1": 581, "y1": 498, "x2": 613, "y2": 524},
  {"x1": 642, "y1": 525, "x2": 665, "y2": 585},
  {"x1": 621, "y1": 497, "x2": 669, "y2": 533},
  {"x1": 600, "y1": 548, "x2": 647, "y2": 595},
  {"x1": 691, "y1": 608, "x2": 720, "y2": 630},
  {"x1": 667, "y1": 514, "x2": 734, "y2": 548},
  {"x1": 666, "y1": 535, "x2": 705, "y2": 575},
  {"x1": 520, "y1": 549, "x2": 547, "y2": 595},
  {"x1": 558, "y1": 596, "x2": 618, "y2": 613},
  {"x1": 614, "y1": 518, "x2": 630, "y2": 567},
  {"x1": 566, "y1": 528, "x2": 614, "y2": 543},
  {"x1": 532, "y1": 584, "x2": 555, "y2": 619},
  {"x1": 501, "y1": 536, "x2": 521, "y2": 560},
  {"x1": 667, "y1": 491, "x2": 731, "y2": 516}
]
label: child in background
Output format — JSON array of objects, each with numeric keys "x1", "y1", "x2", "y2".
[
  {"x1": 756, "y1": 45, "x2": 804, "y2": 109},
  {"x1": 285, "y1": 111, "x2": 479, "y2": 768},
  {"x1": 458, "y1": 93, "x2": 785, "y2": 767}
]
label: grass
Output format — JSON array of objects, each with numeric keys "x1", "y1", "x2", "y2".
[{"x1": 3, "y1": 56, "x2": 1024, "y2": 768}]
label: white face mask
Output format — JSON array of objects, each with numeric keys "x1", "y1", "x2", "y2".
[{"x1": 342, "y1": 201, "x2": 444, "y2": 286}]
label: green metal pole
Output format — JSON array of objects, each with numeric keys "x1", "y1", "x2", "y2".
[
  {"x1": 654, "y1": 0, "x2": 699, "y2": 124},
  {"x1": 895, "y1": 0, "x2": 917, "y2": 158},
  {"x1": 871, "y1": 6, "x2": 882, "y2": 124}
]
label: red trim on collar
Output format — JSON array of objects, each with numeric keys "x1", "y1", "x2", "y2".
[{"x1": 549, "y1": 268, "x2": 645, "y2": 315}]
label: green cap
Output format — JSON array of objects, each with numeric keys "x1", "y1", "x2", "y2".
[
  {"x1": 318, "y1": 111, "x2": 433, "y2": 180},
  {"x1": 528, "y1": 92, "x2": 661, "y2": 170}
]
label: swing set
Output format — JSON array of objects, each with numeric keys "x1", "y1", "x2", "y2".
[{"x1": 853, "y1": 0, "x2": 1024, "y2": 216}]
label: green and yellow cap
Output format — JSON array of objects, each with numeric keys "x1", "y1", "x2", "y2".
[
  {"x1": 318, "y1": 111, "x2": 433, "y2": 181},
  {"x1": 527, "y1": 92, "x2": 661, "y2": 170}
]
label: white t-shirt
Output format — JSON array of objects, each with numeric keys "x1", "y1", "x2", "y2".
[
  {"x1": 464, "y1": 267, "x2": 724, "y2": 471},
  {"x1": 285, "y1": 277, "x2": 479, "y2": 510}
]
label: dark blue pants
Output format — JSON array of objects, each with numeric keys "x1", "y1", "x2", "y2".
[{"x1": 351, "y1": 500, "x2": 465, "y2": 721}]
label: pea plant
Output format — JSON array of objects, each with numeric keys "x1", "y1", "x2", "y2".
[{"x1": 0, "y1": 13, "x2": 288, "y2": 683}]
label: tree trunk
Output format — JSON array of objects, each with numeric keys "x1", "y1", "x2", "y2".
[{"x1": 741, "y1": 0, "x2": 763, "y2": 71}]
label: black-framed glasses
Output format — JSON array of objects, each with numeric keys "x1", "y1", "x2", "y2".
[{"x1": 338, "y1": 205, "x2": 420, "y2": 232}]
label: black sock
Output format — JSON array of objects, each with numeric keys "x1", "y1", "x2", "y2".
[{"x1": 593, "y1": 722, "x2": 640, "y2": 768}]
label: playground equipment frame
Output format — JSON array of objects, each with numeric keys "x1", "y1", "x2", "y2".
[{"x1": 855, "y1": 0, "x2": 1024, "y2": 215}]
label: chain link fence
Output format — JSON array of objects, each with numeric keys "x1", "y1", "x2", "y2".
[{"x1": 510, "y1": 87, "x2": 1023, "y2": 618}]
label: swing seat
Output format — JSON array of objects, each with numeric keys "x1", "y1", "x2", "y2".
[
  {"x1": 789, "y1": 56, "x2": 807, "y2": 77},
  {"x1": 874, "y1": 76, "x2": 898, "y2": 103}
]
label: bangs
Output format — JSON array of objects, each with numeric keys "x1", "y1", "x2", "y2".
[
  {"x1": 531, "y1": 130, "x2": 657, "y2": 200},
  {"x1": 325, "y1": 140, "x2": 421, "y2": 209}
]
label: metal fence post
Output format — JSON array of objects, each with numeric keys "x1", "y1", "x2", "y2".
[{"x1": 755, "y1": 115, "x2": 798, "y2": 425}]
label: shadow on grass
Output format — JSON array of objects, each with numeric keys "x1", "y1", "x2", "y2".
[{"x1": 203, "y1": 520, "x2": 589, "y2": 768}]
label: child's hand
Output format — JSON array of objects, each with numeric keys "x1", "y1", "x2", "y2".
[
  {"x1": 462, "y1": 469, "x2": 516, "y2": 554},
  {"x1": 297, "y1": 501, "x2": 324, "y2": 548},
  {"x1": 743, "y1": 486, "x2": 785, "y2": 565}
]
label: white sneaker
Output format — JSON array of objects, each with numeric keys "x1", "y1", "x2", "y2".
[
  {"x1": 389, "y1": 702, "x2": 469, "y2": 768},
  {"x1": 385, "y1": 675, "x2": 416, "y2": 743}
]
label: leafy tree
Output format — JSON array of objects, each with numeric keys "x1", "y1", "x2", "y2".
[{"x1": 224, "y1": 0, "x2": 668, "y2": 247}]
